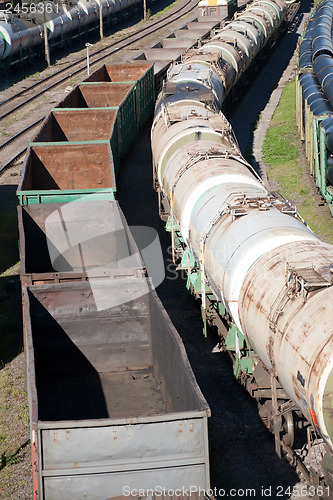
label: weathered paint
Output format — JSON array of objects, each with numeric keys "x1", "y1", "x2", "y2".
[{"x1": 17, "y1": 141, "x2": 116, "y2": 204}]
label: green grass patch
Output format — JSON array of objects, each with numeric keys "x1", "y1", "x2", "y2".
[
  {"x1": 149, "y1": 0, "x2": 177, "y2": 19},
  {"x1": 262, "y1": 78, "x2": 333, "y2": 244}
]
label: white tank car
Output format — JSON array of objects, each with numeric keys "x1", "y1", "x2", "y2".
[{"x1": 151, "y1": 0, "x2": 333, "y2": 484}]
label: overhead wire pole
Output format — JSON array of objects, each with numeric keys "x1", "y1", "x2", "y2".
[
  {"x1": 143, "y1": 0, "x2": 146, "y2": 20},
  {"x1": 86, "y1": 42, "x2": 92, "y2": 75},
  {"x1": 43, "y1": 0, "x2": 50, "y2": 66},
  {"x1": 99, "y1": 0, "x2": 103, "y2": 39}
]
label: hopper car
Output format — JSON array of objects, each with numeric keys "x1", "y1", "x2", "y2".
[
  {"x1": 17, "y1": 61, "x2": 155, "y2": 204},
  {"x1": 151, "y1": 0, "x2": 333, "y2": 491},
  {"x1": 297, "y1": 0, "x2": 333, "y2": 215},
  {"x1": 0, "y1": 0, "x2": 154, "y2": 73},
  {"x1": 20, "y1": 200, "x2": 210, "y2": 499},
  {"x1": 18, "y1": 61, "x2": 211, "y2": 499}
]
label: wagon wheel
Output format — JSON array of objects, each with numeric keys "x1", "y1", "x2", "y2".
[{"x1": 282, "y1": 411, "x2": 294, "y2": 447}]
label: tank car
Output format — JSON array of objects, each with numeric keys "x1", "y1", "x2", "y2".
[
  {"x1": 0, "y1": 14, "x2": 31, "y2": 59},
  {"x1": 0, "y1": 0, "x2": 141, "y2": 70},
  {"x1": 152, "y1": 0, "x2": 333, "y2": 487}
]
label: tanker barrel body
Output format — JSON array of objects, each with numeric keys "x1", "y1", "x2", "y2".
[
  {"x1": 238, "y1": 240, "x2": 333, "y2": 450},
  {"x1": 151, "y1": 0, "x2": 333, "y2": 460}
]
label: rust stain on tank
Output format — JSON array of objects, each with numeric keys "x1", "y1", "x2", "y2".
[{"x1": 292, "y1": 374, "x2": 306, "y2": 402}]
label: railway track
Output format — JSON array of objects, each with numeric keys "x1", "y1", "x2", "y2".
[
  {"x1": 0, "y1": 0, "x2": 198, "y2": 122},
  {"x1": 0, "y1": 0, "x2": 199, "y2": 176},
  {"x1": 0, "y1": 0, "x2": 300, "y2": 177},
  {"x1": 0, "y1": 118, "x2": 44, "y2": 174}
]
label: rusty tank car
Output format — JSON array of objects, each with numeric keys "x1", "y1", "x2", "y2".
[{"x1": 151, "y1": 0, "x2": 333, "y2": 490}]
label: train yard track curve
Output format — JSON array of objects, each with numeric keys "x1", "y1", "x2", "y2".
[
  {"x1": 0, "y1": 0, "x2": 197, "y2": 121},
  {"x1": 0, "y1": 0, "x2": 201, "y2": 176}
]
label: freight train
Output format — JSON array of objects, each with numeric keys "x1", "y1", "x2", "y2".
[
  {"x1": 0, "y1": 0, "x2": 148, "y2": 72},
  {"x1": 297, "y1": 0, "x2": 333, "y2": 215},
  {"x1": 18, "y1": 62, "x2": 211, "y2": 499},
  {"x1": 151, "y1": 0, "x2": 333, "y2": 491}
]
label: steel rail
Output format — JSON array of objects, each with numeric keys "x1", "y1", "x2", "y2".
[
  {"x1": 0, "y1": 117, "x2": 44, "y2": 151},
  {"x1": 0, "y1": 146, "x2": 27, "y2": 175},
  {"x1": 0, "y1": 0, "x2": 199, "y2": 176}
]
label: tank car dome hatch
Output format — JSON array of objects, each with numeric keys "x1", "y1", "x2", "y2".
[
  {"x1": 166, "y1": 63, "x2": 224, "y2": 107},
  {"x1": 214, "y1": 29, "x2": 255, "y2": 61},
  {"x1": 240, "y1": 12, "x2": 271, "y2": 38},
  {"x1": 203, "y1": 38, "x2": 244, "y2": 84}
]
